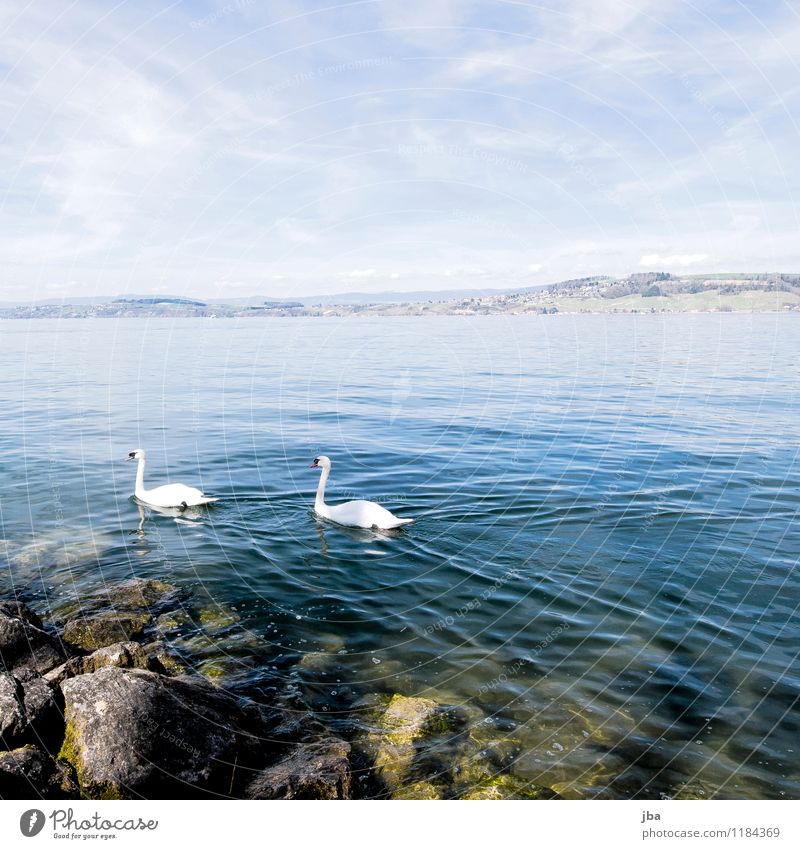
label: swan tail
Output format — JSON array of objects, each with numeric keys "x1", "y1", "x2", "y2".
[
  {"x1": 387, "y1": 517, "x2": 413, "y2": 528},
  {"x1": 195, "y1": 497, "x2": 219, "y2": 505}
]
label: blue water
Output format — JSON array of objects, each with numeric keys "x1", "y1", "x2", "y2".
[{"x1": 1, "y1": 314, "x2": 798, "y2": 798}]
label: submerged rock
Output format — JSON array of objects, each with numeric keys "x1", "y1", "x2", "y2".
[
  {"x1": 63, "y1": 611, "x2": 151, "y2": 651},
  {"x1": 59, "y1": 667, "x2": 272, "y2": 799},
  {"x1": 391, "y1": 779, "x2": 441, "y2": 799},
  {"x1": 460, "y1": 774, "x2": 560, "y2": 800},
  {"x1": 0, "y1": 745, "x2": 78, "y2": 799},
  {"x1": 197, "y1": 605, "x2": 240, "y2": 634},
  {"x1": 155, "y1": 609, "x2": 193, "y2": 636},
  {"x1": 141, "y1": 641, "x2": 186, "y2": 677},
  {"x1": 0, "y1": 601, "x2": 66, "y2": 678},
  {"x1": 103, "y1": 579, "x2": 180, "y2": 611},
  {"x1": 45, "y1": 641, "x2": 151, "y2": 685},
  {"x1": 246, "y1": 738, "x2": 352, "y2": 800},
  {"x1": 369, "y1": 694, "x2": 452, "y2": 794}
]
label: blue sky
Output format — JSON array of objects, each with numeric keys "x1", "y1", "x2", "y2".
[{"x1": 2, "y1": 0, "x2": 798, "y2": 299}]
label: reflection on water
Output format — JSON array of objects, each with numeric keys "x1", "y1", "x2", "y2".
[{"x1": 0, "y1": 314, "x2": 798, "y2": 799}]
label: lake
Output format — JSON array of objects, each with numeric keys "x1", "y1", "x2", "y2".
[{"x1": 1, "y1": 313, "x2": 798, "y2": 799}]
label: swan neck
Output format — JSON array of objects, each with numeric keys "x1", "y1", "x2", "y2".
[
  {"x1": 315, "y1": 465, "x2": 330, "y2": 512},
  {"x1": 134, "y1": 457, "x2": 146, "y2": 498}
]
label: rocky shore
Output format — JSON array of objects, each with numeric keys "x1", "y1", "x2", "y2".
[{"x1": 0, "y1": 579, "x2": 564, "y2": 800}]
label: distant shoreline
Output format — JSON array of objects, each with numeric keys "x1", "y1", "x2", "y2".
[{"x1": 2, "y1": 273, "x2": 798, "y2": 319}]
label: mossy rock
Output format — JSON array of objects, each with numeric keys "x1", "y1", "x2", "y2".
[
  {"x1": 198, "y1": 660, "x2": 228, "y2": 685},
  {"x1": 63, "y1": 611, "x2": 151, "y2": 651},
  {"x1": 58, "y1": 722, "x2": 124, "y2": 800},
  {"x1": 141, "y1": 641, "x2": 186, "y2": 677},
  {"x1": 460, "y1": 773, "x2": 560, "y2": 800},
  {"x1": 392, "y1": 780, "x2": 441, "y2": 799},
  {"x1": 369, "y1": 694, "x2": 458, "y2": 792},
  {"x1": 155, "y1": 609, "x2": 193, "y2": 636},
  {"x1": 198, "y1": 606, "x2": 240, "y2": 634},
  {"x1": 102, "y1": 579, "x2": 179, "y2": 611}
]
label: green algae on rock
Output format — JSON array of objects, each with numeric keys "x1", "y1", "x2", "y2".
[
  {"x1": 368, "y1": 694, "x2": 454, "y2": 794},
  {"x1": 197, "y1": 605, "x2": 240, "y2": 634},
  {"x1": 391, "y1": 779, "x2": 441, "y2": 799},
  {"x1": 63, "y1": 611, "x2": 151, "y2": 651},
  {"x1": 58, "y1": 667, "x2": 275, "y2": 799}
]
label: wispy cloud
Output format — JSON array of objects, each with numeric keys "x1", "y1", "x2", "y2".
[{"x1": 1, "y1": 0, "x2": 798, "y2": 299}]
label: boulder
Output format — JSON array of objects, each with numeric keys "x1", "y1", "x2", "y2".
[
  {"x1": 102, "y1": 579, "x2": 180, "y2": 611},
  {"x1": 0, "y1": 745, "x2": 78, "y2": 799},
  {"x1": 63, "y1": 611, "x2": 151, "y2": 651},
  {"x1": 246, "y1": 738, "x2": 351, "y2": 800},
  {"x1": 45, "y1": 642, "x2": 151, "y2": 685},
  {"x1": 59, "y1": 667, "x2": 272, "y2": 799},
  {"x1": 0, "y1": 601, "x2": 66, "y2": 678},
  {"x1": 0, "y1": 672, "x2": 62, "y2": 750},
  {"x1": 369, "y1": 694, "x2": 451, "y2": 793}
]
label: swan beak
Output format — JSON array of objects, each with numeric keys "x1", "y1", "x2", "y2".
[
  {"x1": 125, "y1": 454, "x2": 135, "y2": 461},
  {"x1": 309, "y1": 459, "x2": 319, "y2": 467}
]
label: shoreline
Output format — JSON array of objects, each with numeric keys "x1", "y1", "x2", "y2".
[{"x1": 0, "y1": 578, "x2": 567, "y2": 801}]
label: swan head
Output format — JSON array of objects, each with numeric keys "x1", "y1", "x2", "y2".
[
  {"x1": 310, "y1": 455, "x2": 331, "y2": 470},
  {"x1": 126, "y1": 448, "x2": 146, "y2": 461}
]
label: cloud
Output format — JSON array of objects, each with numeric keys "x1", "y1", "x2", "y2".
[
  {"x1": 339, "y1": 268, "x2": 378, "y2": 279},
  {"x1": 0, "y1": 1, "x2": 797, "y2": 299},
  {"x1": 639, "y1": 253, "x2": 709, "y2": 267}
]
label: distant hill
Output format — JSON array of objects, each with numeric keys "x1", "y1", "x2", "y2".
[{"x1": 1, "y1": 273, "x2": 798, "y2": 317}]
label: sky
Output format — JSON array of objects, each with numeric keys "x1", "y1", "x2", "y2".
[{"x1": 1, "y1": 0, "x2": 799, "y2": 300}]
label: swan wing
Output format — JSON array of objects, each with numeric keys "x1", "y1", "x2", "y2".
[
  {"x1": 140, "y1": 483, "x2": 213, "y2": 508},
  {"x1": 326, "y1": 499, "x2": 411, "y2": 530}
]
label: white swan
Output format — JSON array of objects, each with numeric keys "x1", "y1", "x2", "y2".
[
  {"x1": 127, "y1": 448, "x2": 217, "y2": 509},
  {"x1": 310, "y1": 455, "x2": 413, "y2": 530}
]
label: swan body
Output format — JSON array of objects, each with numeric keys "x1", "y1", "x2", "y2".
[
  {"x1": 127, "y1": 448, "x2": 217, "y2": 509},
  {"x1": 310, "y1": 455, "x2": 413, "y2": 530}
]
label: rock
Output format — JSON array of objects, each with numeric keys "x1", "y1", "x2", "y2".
[
  {"x1": 246, "y1": 738, "x2": 351, "y2": 799},
  {"x1": 63, "y1": 611, "x2": 151, "y2": 651},
  {"x1": 460, "y1": 774, "x2": 559, "y2": 800},
  {"x1": 369, "y1": 694, "x2": 450, "y2": 792},
  {"x1": 155, "y1": 610, "x2": 193, "y2": 636},
  {"x1": 0, "y1": 673, "x2": 25, "y2": 742},
  {"x1": 102, "y1": 579, "x2": 180, "y2": 611},
  {"x1": 0, "y1": 746, "x2": 78, "y2": 799},
  {"x1": 45, "y1": 642, "x2": 151, "y2": 685},
  {"x1": 670, "y1": 781, "x2": 712, "y2": 800},
  {"x1": 59, "y1": 667, "x2": 272, "y2": 799},
  {"x1": 198, "y1": 605, "x2": 240, "y2": 634},
  {"x1": 141, "y1": 642, "x2": 186, "y2": 677},
  {"x1": 0, "y1": 601, "x2": 66, "y2": 678},
  {"x1": 392, "y1": 779, "x2": 441, "y2": 799},
  {"x1": 0, "y1": 672, "x2": 62, "y2": 750}
]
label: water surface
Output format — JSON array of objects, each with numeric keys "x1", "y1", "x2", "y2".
[{"x1": 1, "y1": 314, "x2": 798, "y2": 799}]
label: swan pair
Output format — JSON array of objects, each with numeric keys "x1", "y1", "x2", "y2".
[{"x1": 127, "y1": 449, "x2": 413, "y2": 530}]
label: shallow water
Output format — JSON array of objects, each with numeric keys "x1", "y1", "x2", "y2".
[{"x1": 1, "y1": 314, "x2": 798, "y2": 798}]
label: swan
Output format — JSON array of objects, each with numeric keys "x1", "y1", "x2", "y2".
[
  {"x1": 310, "y1": 455, "x2": 413, "y2": 530},
  {"x1": 126, "y1": 448, "x2": 217, "y2": 509}
]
